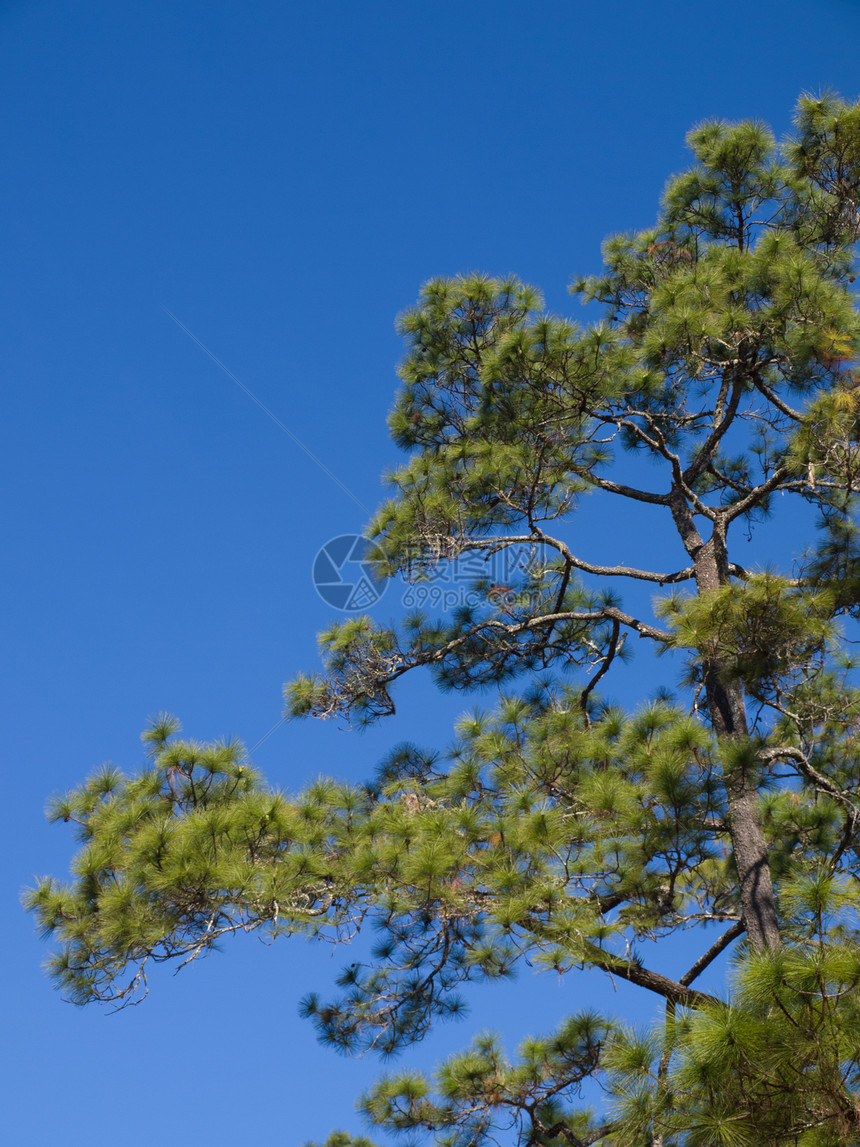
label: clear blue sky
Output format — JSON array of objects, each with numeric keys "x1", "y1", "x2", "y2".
[{"x1": 5, "y1": 2, "x2": 860, "y2": 1142}]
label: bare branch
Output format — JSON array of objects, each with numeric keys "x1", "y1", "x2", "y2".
[
  {"x1": 457, "y1": 532, "x2": 698, "y2": 585},
  {"x1": 580, "y1": 619, "x2": 622, "y2": 715},
  {"x1": 684, "y1": 377, "x2": 745, "y2": 487},
  {"x1": 751, "y1": 374, "x2": 804, "y2": 422},
  {"x1": 577, "y1": 472, "x2": 671, "y2": 506},
  {"x1": 724, "y1": 466, "x2": 790, "y2": 523},
  {"x1": 581, "y1": 940, "x2": 719, "y2": 1009},
  {"x1": 537, "y1": 1120, "x2": 616, "y2": 1146},
  {"x1": 382, "y1": 608, "x2": 674, "y2": 688},
  {"x1": 761, "y1": 746, "x2": 852, "y2": 804},
  {"x1": 679, "y1": 921, "x2": 746, "y2": 987}
]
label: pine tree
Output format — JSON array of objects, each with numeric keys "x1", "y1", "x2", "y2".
[{"x1": 28, "y1": 95, "x2": 860, "y2": 1145}]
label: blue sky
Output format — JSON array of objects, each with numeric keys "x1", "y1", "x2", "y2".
[{"x1": 5, "y1": 1, "x2": 860, "y2": 1142}]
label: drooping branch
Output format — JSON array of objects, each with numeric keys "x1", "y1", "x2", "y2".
[
  {"x1": 416, "y1": 608, "x2": 673, "y2": 663},
  {"x1": 294, "y1": 606, "x2": 676, "y2": 721}
]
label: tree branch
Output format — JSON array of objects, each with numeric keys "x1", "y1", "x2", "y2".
[
  {"x1": 723, "y1": 466, "x2": 790, "y2": 523},
  {"x1": 387, "y1": 609, "x2": 674, "y2": 682},
  {"x1": 679, "y1": 920, "x2": 746, "y2": 986},
  {"x1": 581, "y1": 941, "x2": 719, "y2": 1009},
  {"x1": 577, "y1": 472, "x2": 671, "y2": 505},
  {"x1": 751, "y1": 374, "x2": 804, "y2": 422},
  {"x1": 580, "y1": 619, "x2": 622, "y2": 715},
  {"x1": 538, "y1": 1121, "x2": 615, "y2": 1146},
  {"x1": 760, "y1": 746, "x2": 851, "y2": 804},
  {"x1": 684, "y1": 377, "x2": 745, "y2": 487},
  {"x1": 456, "y1": 532, "x2": 698, "y2": 585}
]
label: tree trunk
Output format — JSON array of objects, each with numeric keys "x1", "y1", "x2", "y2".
[{"x1": 671, "y1": 490, "x2": 781, "y2": 951}]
